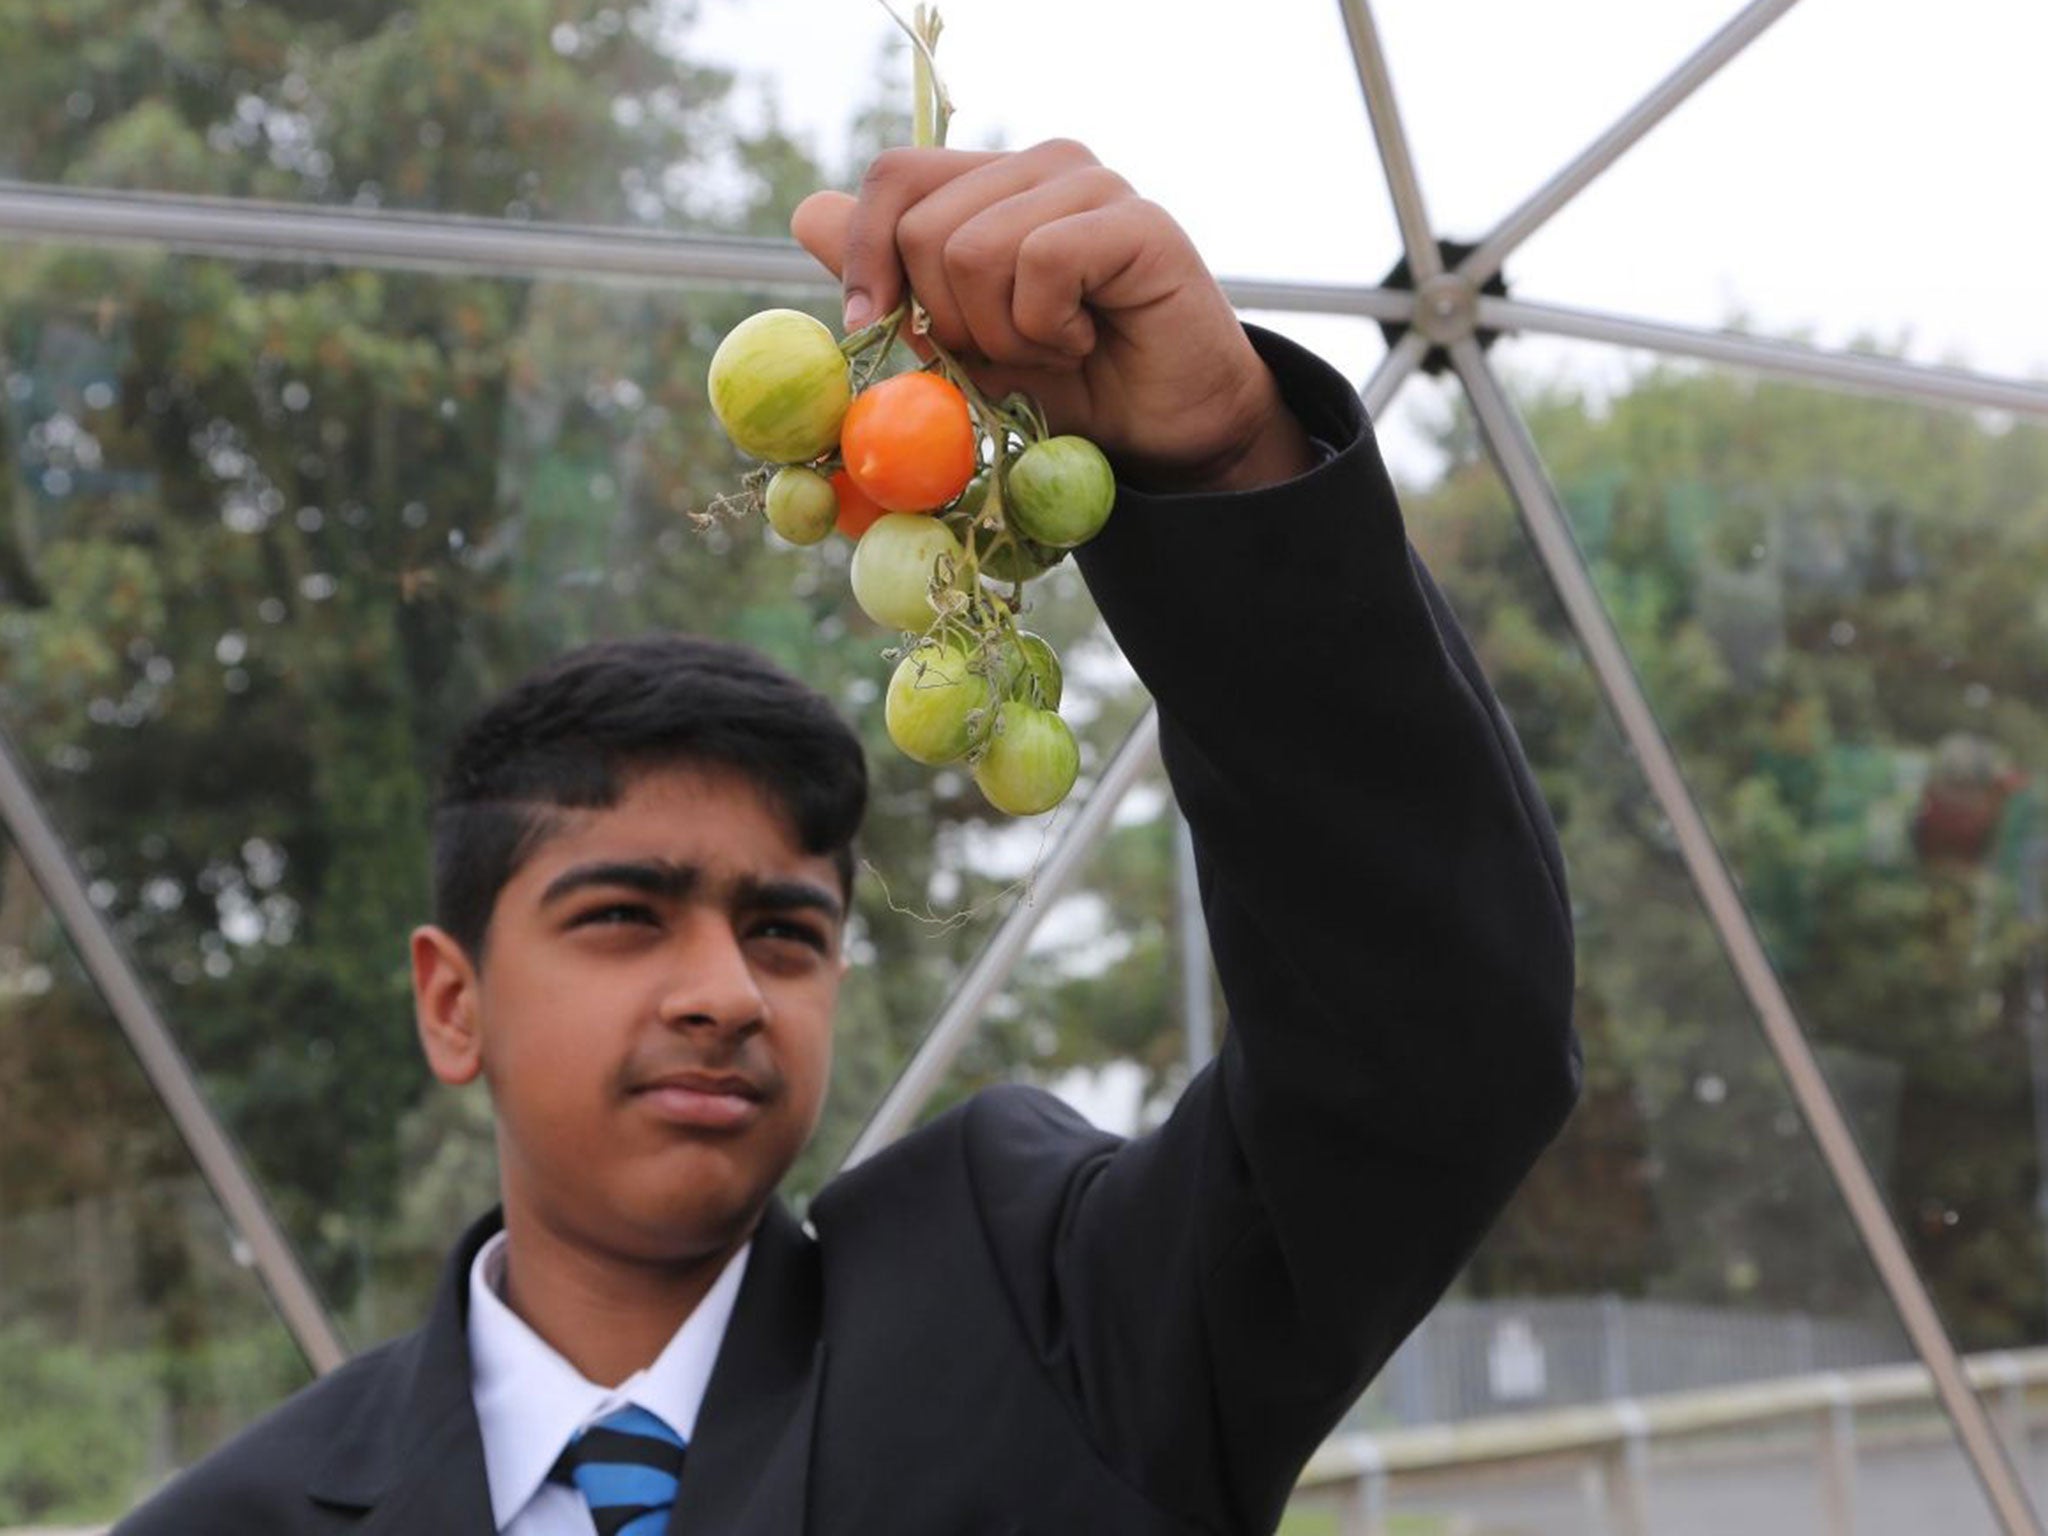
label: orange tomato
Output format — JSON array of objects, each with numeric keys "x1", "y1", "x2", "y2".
[
  {"x1": 840, "y1": 372, "x2": 978, "y2": 514},
  {"x1": 831, "y1": 470, "x2": 889, "y2": 539}
]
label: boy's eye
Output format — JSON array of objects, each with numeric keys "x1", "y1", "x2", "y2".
[
  {"x1": 752, "y1": 918, "x2": 829, "y2": 952},
  {"x1": 572, "y1": 902, "x2": 659, "y2": 929}
]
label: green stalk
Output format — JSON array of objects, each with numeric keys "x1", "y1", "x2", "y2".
[
  {"x1": 879, "y1": 2, "x2": 952, "y2": 150},
  {"x1": 838, "y1": 302, "x2": 906, "y2": 360},
  {"x1": 912, "y1": 15, "x2": 935, "y2": 148}
]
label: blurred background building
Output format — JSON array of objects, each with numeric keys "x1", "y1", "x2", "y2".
[{"x1": 2, "y1": 1, "x2": 2046, "y2": 1531}]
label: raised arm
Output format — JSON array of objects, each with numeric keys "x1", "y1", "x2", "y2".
[
  {"x1": 1056, "y1": 323, "x2": 1578, "y2": 1528},
  {"x1": 797, "y1": 144, "x2": 1580, "y2": 1532}
]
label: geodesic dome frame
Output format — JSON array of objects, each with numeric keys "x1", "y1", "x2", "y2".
[{"x1": 2, "y1": 0, "x2": 2046, "y2": 1528}]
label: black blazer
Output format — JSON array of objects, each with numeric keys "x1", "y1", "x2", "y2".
[{"x1": 115, "y1": 329, "x2": 1580, "y2": 1536}]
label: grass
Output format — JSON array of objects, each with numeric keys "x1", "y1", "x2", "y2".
[{"x1": 1278, "y1": 1506, "x2": 1446, "y2": 1536}]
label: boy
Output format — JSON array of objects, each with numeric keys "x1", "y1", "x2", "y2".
[{"x1": 117, "y1": 140, "x2": 1579, "y2": 1534}]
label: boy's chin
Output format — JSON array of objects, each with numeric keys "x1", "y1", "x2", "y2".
[
  {"x1": 512, "y1": 1128, "x2": 816, "y2": 1263},
  {"x1": 612, "y1": 1162, "x2": 798, "y2": 1260}
]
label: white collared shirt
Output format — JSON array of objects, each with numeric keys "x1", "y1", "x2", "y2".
[{"x1": 467, "y1": 1230, "x2": 751, "y2": 1535}]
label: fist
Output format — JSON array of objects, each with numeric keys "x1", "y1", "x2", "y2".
[{"x1": 791, "y1": 140, "x2": 1313, "y2": 494}]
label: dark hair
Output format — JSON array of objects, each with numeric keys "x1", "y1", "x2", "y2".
[{"x1": 431, "y1": 634, "x2": 867, "y2": 959}]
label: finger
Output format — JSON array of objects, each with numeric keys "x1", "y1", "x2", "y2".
[
  {"x1": 941, "y1": 165, "x2": 1135, "y2": 367},
  {"x1": 840, "y1": 146, "x2": 1005, "y2": 330},
  {"x1": 889, "y1": 139, "x2": 1104, "y2": 357},
  {"x1": 1014, "y1": 199, "x2": 1193, "y2": 350},
  {"x1": 792, "y1": 190, "x2": 934, "y2": 363},
  {"x1": 789, "y1": 190, "x2": 854, "y2": 282}
]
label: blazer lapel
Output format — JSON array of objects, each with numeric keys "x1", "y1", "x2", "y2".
[
  {"x1": 308, "y1": 1210, "x2": 503, "y2": 1536},
  {"x1": 345, "y1": 1406, "x2": 496, "y2": 1536},
  {"x1": 668, "y1": 1200, "x2": 824, "y2": 1536}
]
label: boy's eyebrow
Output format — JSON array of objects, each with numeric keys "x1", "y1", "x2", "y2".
[
  {"x1": 734, "y1": 875, "x2": 846, "y2": 926},
  {"x1": 539, "y1": 860, "x2": 844, "y2": 924},
  {"x1": 540, "y1": 859, "x2": 698, "y2": 907}
]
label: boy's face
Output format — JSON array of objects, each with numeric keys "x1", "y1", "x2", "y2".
[{"x1": 412, "y1": 765, "x2": 847, "y2": 1269}]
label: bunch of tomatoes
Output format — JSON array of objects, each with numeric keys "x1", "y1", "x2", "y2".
[{"x1": 705, "y1": 304, "x2": 1115, "y2": 817}]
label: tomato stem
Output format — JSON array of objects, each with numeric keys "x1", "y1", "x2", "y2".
[
  {"x1": 995, "y1": 390, "x2": 1048, "y2": 445},
  {"x1": 875, "y1": 2, "x2": 949, "y2": 331},
  {"x1": 852, "y1": 1, "x2": 1069, "y2": 799},
  {"x1": 876, "y1": 1, "x2": 951, "y2": 149},
  {"x1": 915, "y1": 329, "x2": 1029, "y2": 593},
  {"x1": 840, "y1": 302, "x2": 906, "y2": 361}
]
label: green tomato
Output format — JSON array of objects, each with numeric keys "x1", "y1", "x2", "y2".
[
  {"x1": 945, "y1": 472, "x2": 1064, "y2": 583},
  {"x1": 979, "y1": 527, "x2": 1063, "y2": 584},
  {"x1": 764, "y1": 466, "x2": 838, "y2": 545},
  {"x1": 885, "y1": 637, "x2": 993, "y2": 765},
  {"x1": 973, "y1": 701, "x2": 1079, "y2": 816},
  {"x1": 707, "y1": 309, "x2": 851, "y2": 464},
  {"x1": 1005, "y1": 436, "x2": 1116, "y2": 549},
  {"x1": 850, "y1": 512, "x2": 964, "y2": 631},
  {"x1": 1003, "y1": 630, "x2": 1063, "y2": 710}
]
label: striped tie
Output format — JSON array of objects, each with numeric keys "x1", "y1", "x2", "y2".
[{"x1": 549, "y1": 1404, "x2": 687, "y2": 1536}]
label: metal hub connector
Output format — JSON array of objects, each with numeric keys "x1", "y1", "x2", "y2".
[{"x1": 1414, "y1": 275, "x2": 1478, "y2": 346}]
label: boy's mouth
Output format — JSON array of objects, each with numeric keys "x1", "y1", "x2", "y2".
[{"x1": 629, "y1": 1068, "x2": 766, "y2": 1130}]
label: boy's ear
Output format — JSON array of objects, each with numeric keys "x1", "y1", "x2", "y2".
[{"x1": 412, "y1": 925, "x2": 484, "y2": 1086}]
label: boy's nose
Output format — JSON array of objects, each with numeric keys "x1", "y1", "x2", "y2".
[{"x1": 656, "y1": 917, "x2": 767, "y2": 1032}]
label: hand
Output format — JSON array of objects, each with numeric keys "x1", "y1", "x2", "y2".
[{"x1": 790, "y1": 139, "x2": 1316, "y2": 494}]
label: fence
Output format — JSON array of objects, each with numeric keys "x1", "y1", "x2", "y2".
[
  {"x1": 1298, "y1": 1345, "x2": 2048, "y2": 1535},
  {"x1": 5, "y1": 1287, "x2": 2036, "y2": 1534},
  {"x1": 1365, "y1": 1295, "x2": 1902, "y2": 1426}
]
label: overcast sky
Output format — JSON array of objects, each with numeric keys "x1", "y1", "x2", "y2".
[{"x1": 691, "y1": 0, "x2": 2046, "y2": 480}]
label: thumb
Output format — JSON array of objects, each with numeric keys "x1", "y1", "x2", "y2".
[{"x1": 790, "y1": 190, "x2": 855, "y2": 298}]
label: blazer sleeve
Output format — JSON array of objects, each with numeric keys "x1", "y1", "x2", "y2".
[{"x1": 982, "y1": 326, "x2": 1581, "y2": 1532}]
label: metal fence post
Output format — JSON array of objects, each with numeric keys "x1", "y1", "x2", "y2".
[
  {"x1": 1988, "y1": 1354, "x2": 2032, "y2": 1462},
  {"x1": 1818, "y1": 1374, "x2": 1857, "y2": 1536},
  {"x1": 1602, "y1": 1400, "x2": 1652, "y2": 1536},
  {"x1": 1337, "y1": 1439, "x2": 1388, "y2": 1536}
]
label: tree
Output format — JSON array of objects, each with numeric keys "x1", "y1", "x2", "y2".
[
  {"x1": 0, "y1": 1, "x2": 1028, "y2": 1516},
  {"x1": 0, "y1": 7, "x2": 1170, "y2": 1512},
  {"x1": 1410, "y1": 358, "x2": 2048, "y2": 1349}
]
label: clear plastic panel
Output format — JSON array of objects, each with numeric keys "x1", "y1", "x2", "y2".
[
  {"x1": 1283, "y1": 333, "x2": 2048, "y2": 1529},
  {"x1": 888, "y1": 334, "x2": 2040, "y2": 1524},
  {"x1": 906, "y1": 754, "x2": 1191, "y2": 1142},
  {"x1": 0, "y1": 243, "x2": 1138, "y2": 1340},
  {"x1": 5, "y1": 0, "x2": 844, "y2": 235},
  {"x1": 1350, "y1": 434, "x2": 1930, "y2": 1402},
  {"x1": 0, "y1": 834, "x2": 313, "y2": 1524},
  {"x1": 1507, "y1": 335, "x2": 2048, "y2": 1359}
]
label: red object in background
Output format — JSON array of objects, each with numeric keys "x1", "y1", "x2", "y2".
[{"x1": 1914, "y1": 765, "x2": 2027, "y2": 865}]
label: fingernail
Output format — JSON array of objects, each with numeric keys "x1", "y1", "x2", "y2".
[{"x1": 843, "y1": 291, "x2": 875, "y2": 331}]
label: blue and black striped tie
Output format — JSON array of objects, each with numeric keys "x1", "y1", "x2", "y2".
[{"x1": 549, "y1": 1404, "x2": 687, "y2": 1536}]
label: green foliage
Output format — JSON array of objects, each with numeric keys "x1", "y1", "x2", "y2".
[
  {"x1": 0, "y1": 0, "x2": 1017, "y2": 1504},
  {"x1": 0, "y1": 0, "x2": 735, "y2": 224},
  {"x1": 1405, "y1": 360, "x2": 2048, "y2": 1343},
  {"x1": 0, "y1": 0, "x2": 1110, "y2": 1417},
  {"x1": 0, "y1": 1322, "x2": 155, "y2": 1523},
  {"x1": 0, "y1": 1316, "x2": 304, "y2": 1523}
]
